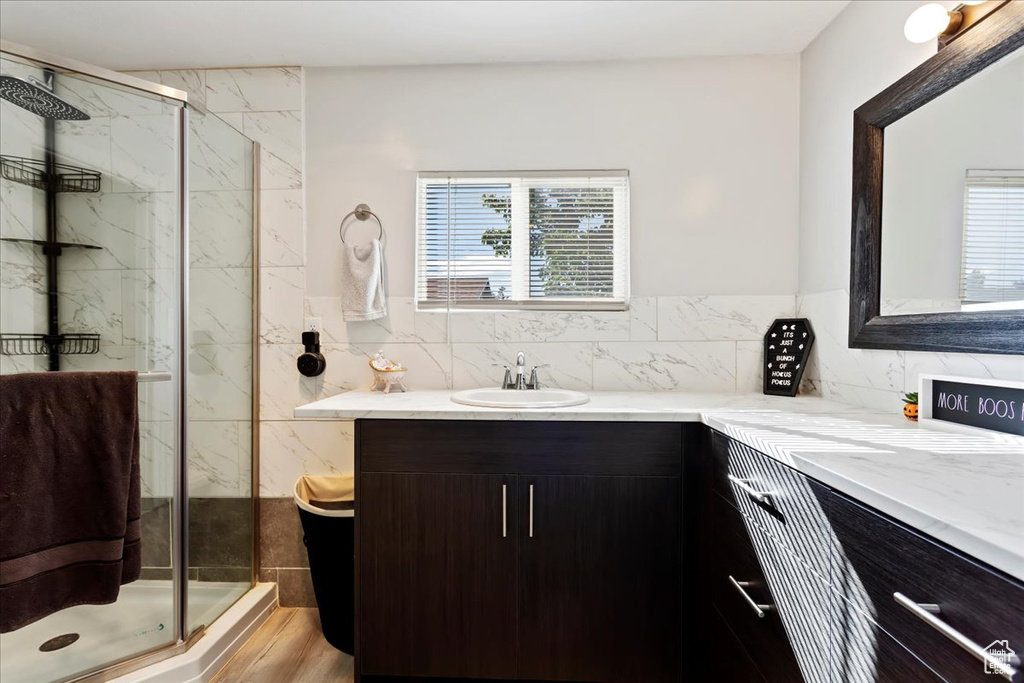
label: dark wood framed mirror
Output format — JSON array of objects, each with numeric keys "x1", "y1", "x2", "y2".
[{"x1": 850, "y1": 2, "x2": 1024, "y2": 354}]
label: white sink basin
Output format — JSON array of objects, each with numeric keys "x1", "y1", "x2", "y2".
[{"x1": 451, "y1": 387, "x2": 590, "y2": 409}]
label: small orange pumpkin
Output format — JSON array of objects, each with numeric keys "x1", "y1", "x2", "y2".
[{"x1": 902, "y1": 392, "x2": 919, "y2": 422}]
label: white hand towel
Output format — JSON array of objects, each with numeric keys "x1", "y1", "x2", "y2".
[{"x1": 341, "y1": 238, "x2": 387, "y2": 321}]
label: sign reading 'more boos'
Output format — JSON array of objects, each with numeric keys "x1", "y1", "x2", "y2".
[
  {"x1": 922, "y1": 376, "x2": 1024, "y2": 437},
  {"x1": 763, "y1": 319, "x2": 814, "y2": 397}
]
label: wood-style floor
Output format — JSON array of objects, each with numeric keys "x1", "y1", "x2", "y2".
[{"x1": 212, "y1": 608, "x2": 354, "y2": 682}]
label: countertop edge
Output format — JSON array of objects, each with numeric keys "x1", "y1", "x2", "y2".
[{"x1": 293, "y1": 407, "x2": 706, "y2": 421}]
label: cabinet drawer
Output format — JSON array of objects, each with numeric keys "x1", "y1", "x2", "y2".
[
  {"x1": 711, "y1": 431, "x2": 831, "y2": 580},
  {"x1": 829, "y1": 491, "x2": 1024, "y2": 682},
  {"x1": 708, "y1": 603, "x2": 768, "y2": 682},
  {"x1": 359, "y1": 420, "x2": 682, "y2": 476},
  {"x1": 710, "y1": 493, "x2": 809, "y2": 682},
  {"x1": 831, "y1": 586, "x2": 945, "y2": 683},
  {"x1": 712, "y1": 493, "x2": 945, "y2": 683}
]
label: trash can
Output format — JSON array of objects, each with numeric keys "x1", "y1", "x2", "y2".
[{"x1": 294, "y1": 475, "x2": 354, "y2": 654}]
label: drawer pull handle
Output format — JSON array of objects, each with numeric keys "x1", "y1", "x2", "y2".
[
  {"x1": 529, "y1": 484, "x2": 534, "y2": 538},
  {"x1": 728, "y1": 575, "x2": 772, "y2": 619},
  {"x1": 727, "y1": 475, "x2": 774, "y2": 505},
  {"x1": 894, "y1": 592, "x2": 1020, "y2": 681},
  {"x1": 502, "y1": 484, "x2": 507, "y2": 538}
]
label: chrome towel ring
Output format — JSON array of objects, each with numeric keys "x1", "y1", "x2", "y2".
[{"x1": 339, "y1": 203, "x2": 383, "y2": 243}]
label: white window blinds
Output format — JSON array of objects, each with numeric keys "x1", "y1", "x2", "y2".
[
  {"x1": 960, "y1": 170, "x2": 1024, "y2": 306},
  {"x1": 416, "y1": 171, "x2": 629, "y2": 310}
]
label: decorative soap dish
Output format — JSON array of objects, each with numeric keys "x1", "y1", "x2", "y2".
[{"x1": 369, "y1": 350, "x2": 407, "y2": 394}]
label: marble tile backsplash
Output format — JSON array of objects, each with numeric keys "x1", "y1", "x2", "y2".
[
  {"x1": 797, "y1": 289, "x2": 1024, "y2": 413},
  {"x1": 280, "y1": 294, "x2": 794, "y2": 397},
  {"x1": 254, "y1": 291, "x2": 799, "y2": 495}
]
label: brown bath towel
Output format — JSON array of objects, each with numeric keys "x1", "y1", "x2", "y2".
[{"x1": 0, "y1": 371, "x2": 141, "y2": 633}]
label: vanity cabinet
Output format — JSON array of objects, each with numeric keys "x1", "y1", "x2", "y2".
[
  {"x1": 703, "y1": 430, "x2": 1024, "y2": 683},
  {"x1": 356, "y1": 420, "x2": 687, "y2": 683}
]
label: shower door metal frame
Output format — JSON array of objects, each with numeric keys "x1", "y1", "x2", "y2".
[
  {"x1": 0, "y1": 40, "x2": 262, "y2": 683},
  {"x1": 250, "y1": 143, "x2": 262, "y2": 592},
  {"x1": 175, "y1": 103, "x2": 190, "y2": 648},
  {"x1": 0, "y1": 40, "x2": 188, "y2": 102}
]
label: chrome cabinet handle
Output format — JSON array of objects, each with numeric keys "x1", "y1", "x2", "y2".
[
  {"x1": 728, "y1": 576, "x2": 771, "y2": 618},
  {"x1": 727, "y1": 474, "x2": 774, "y2": 505},
  {"x1": 502, "y1": 484, "x2": 507, "y2": 538},
  {"x1": 528, "y1": 484, "x2": 534, "y2": 538},
  {"x1": 894, "y1": 592, "x2": 1020, "y2": 681}
]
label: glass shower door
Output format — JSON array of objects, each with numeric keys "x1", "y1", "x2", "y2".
[
  {"x1": 0, "y1": 53, "x2": 181, "y2": 683},
  {"x1": 185, "y1": 106, "x2": 256, "y2": 634}
]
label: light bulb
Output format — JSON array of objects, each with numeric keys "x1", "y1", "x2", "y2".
[
  {"x1": 960, "y1": 1, "x2": 986, "y2": 5},
  {"x1": 904, "y1": 3, "x2": 953, "y2": 43}
]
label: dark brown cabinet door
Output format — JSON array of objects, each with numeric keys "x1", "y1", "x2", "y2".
[
  {"x1": 518, "y1": 476, "x2": 682, "y2": 683},
  {"x1": 358, "y1": 473, "x2": 519, "y2": 679}
]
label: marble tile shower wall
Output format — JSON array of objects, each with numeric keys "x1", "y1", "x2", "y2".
[
  {"x1": 797, "y1": 289, "x2": 1024, "y2": 412},
  {"x1": 0, "y1": 58, "x2": 46, "y2": 373},
  {"x1": 126, "y1": 68, "x2": 313, "y2": 504},
  {"x1": 1, "y1": 57, "x2": 181, "y2": 500},
  {"x1": 128, "y1": 67, "x2": 325, "y2": 602}
]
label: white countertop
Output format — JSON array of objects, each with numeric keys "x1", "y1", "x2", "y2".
[
  {"x1": 293, "y1": 389, "x2": 872, "y2": 421},
  {"x1": 294, "y1": 389, "x2": 1024, "y2": 581},
  {"x1": 702, "y1": 411, "x2": 1024, "y2": 582}
]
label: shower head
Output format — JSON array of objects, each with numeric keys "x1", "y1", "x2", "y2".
[{"x1": 0, "y1": 74, "x2": 89, "y2": 121}]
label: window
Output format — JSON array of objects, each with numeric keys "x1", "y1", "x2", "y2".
[
  {"x1": 416, "y1": 171, "x2": 629, "y2": 310},
  {"x1": 960, "y1": 170, "x2": 1024, "y2": 307}
]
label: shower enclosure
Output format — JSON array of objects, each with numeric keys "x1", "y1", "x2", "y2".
[{"x1": 0, "y1": 42, "x2": 259, "y2": 683}]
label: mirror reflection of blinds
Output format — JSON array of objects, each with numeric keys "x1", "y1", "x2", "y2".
[
  {"x1": 416, "y1": 172, "x2": 629, "y2": 310},
  {"x1": 960, "y1": 171, "x2": 1024, "y2": 305}
]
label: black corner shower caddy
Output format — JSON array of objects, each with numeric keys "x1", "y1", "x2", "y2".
[{"x1": 0, "y1": 69, "x2": 103, "y2": 369}]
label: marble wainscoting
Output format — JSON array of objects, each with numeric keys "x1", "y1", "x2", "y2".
[
  {"x1": 288, "y1": 294, "x2": 796, "y2": 397},
  {"x1": 798, "y1": 289, "x2": 1024, "y2": 412}
]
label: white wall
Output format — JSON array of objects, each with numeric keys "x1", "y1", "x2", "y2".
[
  {"x1": 305, "y1": 57, "x2": 801, "y2": 297},
  {"x1": 798, "y1": 1, "x2": 1023, "y2": 410},
  {"x1": 272, "y1": 56, "x2": 806, "y2": 445}
]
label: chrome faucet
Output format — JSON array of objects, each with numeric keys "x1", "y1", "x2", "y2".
[
  {"x1": 499, "y1": 351, "x2": 547, "y2": 390},
  {"x1": 515, "y1": 351, "x2": 527, "y2": 390}
]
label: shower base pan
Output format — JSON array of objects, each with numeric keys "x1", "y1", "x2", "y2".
[{"x1": 0, "y1": 581, "x2": 275, "y2": 683}]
